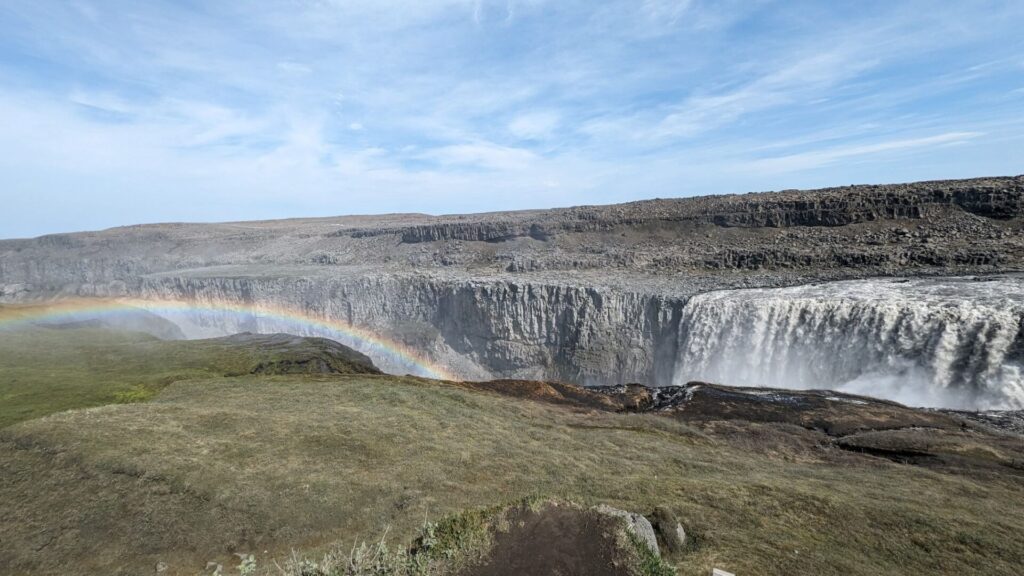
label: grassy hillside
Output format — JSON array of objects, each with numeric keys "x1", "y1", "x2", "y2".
[
  {"x1": 0, "y1": 323, "x2": 377, "y2": 428},
  {"x1": 2, "y1": 373, "x2": 1023, "y2": 575},
  {"x1": 1, "y1": 324, "x2": 1023, "y2": 575}
]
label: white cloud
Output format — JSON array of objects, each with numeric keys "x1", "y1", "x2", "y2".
[
  {"x1": 508, "y1": 111, "x2": 560, "y2": 140},
  {"x1": 67, "y1": 90, "x2": 138, "y2": 117},
  {"x1": 423, "y1": 141, "x2": 538, "y2": 171},
  {"x1": 1, "y1": 0, "x2": 1022, "y2": 238},
  {"x1": 748, "y1": 132, "x2": 984, "y2": 173},
  {"x1": 651, "y1": 47, "x2": 880, "y2": 140},
  {"x1": 641, "y1": 0, "x2": 692, "y2": 25},
  {"x1": 276, "y1": 61, "x2": 312, "y2": 74}
]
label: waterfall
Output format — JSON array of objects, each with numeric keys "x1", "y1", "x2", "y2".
[{"x1": 671, "y1": 277, "x2": 1024, "y2": 410}]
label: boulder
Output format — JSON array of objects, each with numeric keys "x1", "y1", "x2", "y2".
[
  {"x1": 651, "y1": 506, "x2": 687, "y2": 553},
  {"x1": 592, "y1": 504, "x2": 659, "y2": 557}
]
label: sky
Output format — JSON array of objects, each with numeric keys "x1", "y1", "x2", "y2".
[{"x1": 0, "y1": 1, "x2": 1022, "y2": 238}]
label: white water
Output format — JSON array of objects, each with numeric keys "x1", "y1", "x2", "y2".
[
  {"x1": 25, "y1": 274, "x2": 1019, "y2": 409},
  {"x1": 672, "y1": 277, "x2": 1024, "y2": 410}
]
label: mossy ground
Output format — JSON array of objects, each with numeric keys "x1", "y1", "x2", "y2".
[{"x1": 0, "y1": 321, "x2": 372, "y2": 428}]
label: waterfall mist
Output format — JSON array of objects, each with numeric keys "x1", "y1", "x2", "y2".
[{"x1": 671, "y1": 277, "x2": 1024, "y2": 410}]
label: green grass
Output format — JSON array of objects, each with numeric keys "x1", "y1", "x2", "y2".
[
  {"x1": 626, "y1": 530, "x2": 677, "y2": 576},
  {"x1": 0, "y1": 325, "x2": 360, "y2": 428},
  {"x1": 2, "y1": 325, "x2": 1023, "y2": 575},
  {"x1": 3, "y1": 373, "x2": 1024, "y2": 575}
]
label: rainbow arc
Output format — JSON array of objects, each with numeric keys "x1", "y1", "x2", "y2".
[{"x1": 0, "y1": 297, "x2": 458, "y2": 380}]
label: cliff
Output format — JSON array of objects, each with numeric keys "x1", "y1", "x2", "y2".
[{"x1": 2, "y1": 176, "x2": 1023, "y2": 408}]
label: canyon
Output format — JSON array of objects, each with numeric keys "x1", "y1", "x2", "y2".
[{"x1": 3, "y1": 175, "x2": 1023, "y2": 409}]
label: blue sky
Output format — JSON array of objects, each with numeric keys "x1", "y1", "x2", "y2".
[{"x1": 0, "y1": 1, "x2": 1022, "y2": 238}]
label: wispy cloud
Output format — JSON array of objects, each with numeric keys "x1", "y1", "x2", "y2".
[
  {"x1": 653, "y1": 48, "x2": 880, "y2": 139},
  {"x1": 508, "y1": 111, "x2": 560, "y2": 140},
  {"x1": 749, "y1": 132, "x2": 984, "y2": 174},
  {"x1": 423, "y1": 142, "x2": 539, "y2": 171},
  {"x1": 0, "y1": 0, "x2": 1022, "y2": 237},
  {"x1": 641, "y1": 0, "x2": 693, "y2": 26}
]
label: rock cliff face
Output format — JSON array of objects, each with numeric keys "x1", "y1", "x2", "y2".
[
  {"x1": 340, "y1": 175, "x2": 1024, "y2": 240},
  {"x1": 2, "y1": 176, "x2": 1023, "y2": 408},
  {"x1": 121, "y1": 273, "x2": 684, "y2": 386},
  {"x1": 122, "y1": 274, "x2": 1021, "y2": 410},
  {"x1": 2, "y1": 175, "x2": 1022, "y2": 281}
]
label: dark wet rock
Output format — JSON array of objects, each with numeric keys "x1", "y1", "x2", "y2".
[
  {"x1": 833, "y1": 426, "x2": 1024, "y2": 475},
  {"x1": 940, "y1": 409, "x2": 1024, "y2": 436},
  {"x1": 471, "y1": 378, "x2": 1024, "y2": 476},
  {"x1": 594, "y1": 382, "x2": 965, "y2": 436}
]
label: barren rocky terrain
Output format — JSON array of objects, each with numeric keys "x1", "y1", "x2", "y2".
[
  {"x1": 3, "y1": 175, "x2": 1021, "y2": 284},
  {"x1": 2, "y1": 176, "x2": 1023, "y2": 407}
]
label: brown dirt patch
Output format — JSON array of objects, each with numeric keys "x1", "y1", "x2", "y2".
[
  {"x1": 455, "y1": 379, "x2": 629, "y2": 412},
  {"x1": 467, "y1": 503, "x2": 632, "y2": 576}
]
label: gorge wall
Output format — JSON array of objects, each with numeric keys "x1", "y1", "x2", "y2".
[
  {"x1": 134, "y1": 274, "x2": 1024, "y2": 410},
  {"x1": 2, "y1": 175, "x2": 1023, "y2": 409},
  {"x1": 82, "y1": 273, "x2": 686, "y2": 387}
]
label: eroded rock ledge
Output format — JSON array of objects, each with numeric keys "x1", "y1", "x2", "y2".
[{"x1": 2, "y1": 176, "x2": 1023, "y2": 408}]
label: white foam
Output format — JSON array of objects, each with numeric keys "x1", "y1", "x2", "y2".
[{"x1": 671, "y1": 277, "x2": 1024, "y2": 410}]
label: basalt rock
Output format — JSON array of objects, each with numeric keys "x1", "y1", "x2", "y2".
[{"x1": 2, "y1": 176, "x2": 1023, "y2": 410}]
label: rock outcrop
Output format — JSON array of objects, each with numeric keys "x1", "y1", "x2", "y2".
[
  {"x1": 649, "y1": 507, "x2": 686, "y2": 555},
  {"x1": 2, "y1": 176, "x2": 1023, "y2": 409},
  {"x1": 592, "y1": 505, "x2": 660, "y2": 559},
  {"x1": 213, "y1": 332, "x2": 382, "y2": 376},
  {"x1": 1, "y1": 175, "x2": 1021, "y2": 280}
]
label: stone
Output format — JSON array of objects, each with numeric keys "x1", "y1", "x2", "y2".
[
  {"x1": 154, "y1": 561, "x2": 168, "y2": 573},
  {"x1": 650, "y1": 506, "x2": 686, "y2": 553},
  {"x1": 593, "y1": 504, "x2": 659, "y2": 558},
  {"x1": 2, "y1": 175, "x2": 1022, "y2": 405}
]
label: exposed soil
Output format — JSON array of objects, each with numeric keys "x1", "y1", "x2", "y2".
[
  {"x1": 453, "y1": 379, "x2": 628, "y2": 411},
  {"x1": 467, "y1": 503, "x2": 633, "y2": 576}
]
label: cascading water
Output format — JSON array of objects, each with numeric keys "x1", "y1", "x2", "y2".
[
  {"x1": 10, "y1": 271, "x2": 1020, "y2": 410},
  {"x1": 671, "y1": 276, "x2": 1024, "y2": 410}
]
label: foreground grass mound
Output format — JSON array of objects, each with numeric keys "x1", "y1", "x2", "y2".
[
  {"x1": 0, "y1": 324, "x2": 378, "y2": 427},
  {"x1": 274, "y1": 499, "x2": 674, "y2": 576},
  {"x1": 3, "y1": 372, "x2": 1024, "y2": 575}
]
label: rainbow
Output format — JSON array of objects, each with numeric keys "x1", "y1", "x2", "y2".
[{"x1": 0, "y1": 297, "x2": 460, "y2": 381}]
